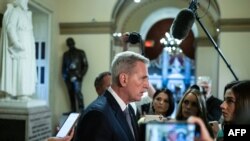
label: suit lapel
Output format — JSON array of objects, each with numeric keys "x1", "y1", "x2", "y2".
[
  {"x1": 128, "y1": 104, "x2": 139, "y2": 141},
  {"x1": 104, "y1": 91, "x2": 136, "y2": 141}
]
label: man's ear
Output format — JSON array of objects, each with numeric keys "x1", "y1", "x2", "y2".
[{"x1": 119, "y1": 73, "x2": 128, "y2": 87}]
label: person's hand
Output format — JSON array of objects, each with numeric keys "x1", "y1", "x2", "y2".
[
  {"x1": 187, "y1": 116, "x2": 213, "y2": 141},
  {"x1": 70, "y1": 76, "x2": 77, "y2": 82},
  {"x1": 8, "y1": 41, "x2": 25, "y2": 59},
  {"x1": 121, "y1": 32, "x2": 130, "y2": 43},
  {"x1": 12, "y1": 41, "x2": 24, "y2": 51},
  {"x1": 47, "y1": 128, "x2": 74, "y2": 141},
  {"x1": 137, "y1": 116, "x2": 145, "y2": 124},
  {"x1": 209, "y1": 121, "x2": 220, "y2": 138},
  {"x1": 120, "y1": 32, "x2": 130, "y2": 51}
]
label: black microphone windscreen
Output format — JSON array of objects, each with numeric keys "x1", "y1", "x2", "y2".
[{"x1": 170, "y1": 8, "x2": 195, "y2": 40}]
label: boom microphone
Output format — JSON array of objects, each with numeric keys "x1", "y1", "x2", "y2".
[
  {"x1": 170, "y1": 8, "x2": 195, "y2": 40},
  {"x1": 170, "y1": 0, "x2": 198, "y2": 40}
]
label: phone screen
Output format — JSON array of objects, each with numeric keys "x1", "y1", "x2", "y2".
[
  {"x1": 145, "y1": 121, "x2": 199, "y2": 141},
  {"x1": 56, "y1": 113, "x2": 80, "y2": 138}
]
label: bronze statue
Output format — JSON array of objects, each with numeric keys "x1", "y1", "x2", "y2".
[{"x1": 62, "y1": 37, "x2": 88, "y2": 112}]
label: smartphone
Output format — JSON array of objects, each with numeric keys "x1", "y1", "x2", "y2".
[
  {"x1": 145, "y1": 121, "x2": 200, "y2": 141},
  {"x1": 56, "y1": 113, "x2": 80, "y2": 138},
  {"x1": 209, "y1": 121, "x2": 219, "y2": 129},
  {"x1": 144, "y1": 115, "x2": 166, "y2": 122},
  {"x1": 209, "y1": 121, "x2": 220, "y2": 137}
]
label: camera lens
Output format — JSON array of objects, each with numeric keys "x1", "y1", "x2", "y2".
[{"x1": 128, "y1": 32, "x2": 141, "y2": 44}]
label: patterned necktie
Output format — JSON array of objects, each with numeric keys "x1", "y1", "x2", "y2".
[{"x1": 124, "y1": 107, "x2": 135, "y2": 138}]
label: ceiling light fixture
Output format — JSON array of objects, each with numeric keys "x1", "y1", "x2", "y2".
[{"x1": 160, "y1": 32, "x2": 183, "y2": 55}]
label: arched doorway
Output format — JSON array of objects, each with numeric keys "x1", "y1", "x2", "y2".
[{"x1": 111, "y1": 0, "x2": 220, "y2": 100}]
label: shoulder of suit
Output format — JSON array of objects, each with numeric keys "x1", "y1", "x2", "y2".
[
  {"x1": 86, "y1": 96, "x2": 109, "y2": 112},
  {"x1": 212, "y1": 95, "x2": 222, "y2": 101},
  {"x1": 207, "y1": 95, "x2": 222, "y2": 104}
]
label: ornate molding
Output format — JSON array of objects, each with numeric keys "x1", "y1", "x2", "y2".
[
  {"x1": 59, "y1": 22, "x2": 114, "y2": 34},
  {"x1": 58, "y1": 18, "x2": 250, "y2": 35},
  {"x1": 0, "y1": 13, "x2": 3, "y2": 28},
  {"x1": 197, "y1": 18, "x2": 250, "y2": 47},
  {"x1": 219, "y1": 18, "x2": 250, "y2": 32},
  {"x1": 196, "y1": 37, "x2": 218, "y2": 47}
]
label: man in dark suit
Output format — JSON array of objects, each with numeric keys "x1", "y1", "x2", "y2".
[
  {"x1": 74, "y1": 51, "x2": 150, "y2": 141},
  {"x1": 197, "y1": 76, "x2": 223, "y2": 121}
]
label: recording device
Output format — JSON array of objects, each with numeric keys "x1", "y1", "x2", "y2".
[
  {"x1": 145, "y1": 121, "x2": 200, "y2": 141},
  {"x1": 127, "y1": 32, "x2": 145, "y2": 56},
  {"x1": 56, "y1": 113, "x2": 80, "y2": 138},
  {"x1": 170, "y1": 0, "x2": 239, "y2": 80},
  {"x1": 170, "y1": 0, "x2": 198, "y2": 40},
  {"x1": 128, "y1": 32, "x2": 141, "y2": 44}
]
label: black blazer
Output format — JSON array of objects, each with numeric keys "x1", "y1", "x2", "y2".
[
  {"x1": 74, "y1": 90, "x2": 139, "y2": 141},
  {"x1": 206, "y1": 95, "x2": 223, "y2": 121}
]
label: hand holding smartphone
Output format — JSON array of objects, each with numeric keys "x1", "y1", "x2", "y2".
[
  {"x1": 209, "y1": 121, "x2": 220, "y2": 137},
  {"x1": 56, "y1": 113, "x2": 80, "y2": 138}
]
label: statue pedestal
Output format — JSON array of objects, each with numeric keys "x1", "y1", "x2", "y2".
[{"x1": 0, "y1": 99, "x2": 52, "y2": 141}]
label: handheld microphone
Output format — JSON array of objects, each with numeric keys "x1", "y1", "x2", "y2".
[{"x1": 170, "y1": 0, "x2": 197, "y2": 40}]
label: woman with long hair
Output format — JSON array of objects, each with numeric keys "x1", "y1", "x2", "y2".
[{"x1": 175, "y1": 88, "x2": 214, "y2": 138}]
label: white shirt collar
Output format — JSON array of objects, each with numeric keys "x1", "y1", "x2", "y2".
[
  {"x1": 107, "y1": 87, "x2": 127, "y2": 111},
  {"x1": 206, "y1": 93, "x2": 212, "y2": 100}
]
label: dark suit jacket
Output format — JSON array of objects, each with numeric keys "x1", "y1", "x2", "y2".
[
  {"x1": 206, "y1": 95, "x2": 223, "y2": 121},
  {"x1": 74, "y1": 90, "x2": 139, "y2": 141}
]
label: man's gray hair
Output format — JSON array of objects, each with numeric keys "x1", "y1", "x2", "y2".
[
  {"x1": 197, "y1": 76, "x2": 212, "y2": 85},
  {"x1": 111, "y1": 51, "x2": 149, "y2": 85}
]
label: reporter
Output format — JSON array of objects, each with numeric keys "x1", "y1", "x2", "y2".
[
  {"x1": 137, "y1": 88, "x2": 175, "y2": 123},
  {"x1": 221, "y1": 80, "x2": 250, "y2": 124},
  {"x1": 215, "y1": 80, "x2": 250, "y2": 140},
  {"x1": 175, "y1": 88, "x2": 214, "y2": 138}
]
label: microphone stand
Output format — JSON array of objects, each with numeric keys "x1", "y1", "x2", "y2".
[
  {"x1": 191, "y1": 4, "x2": 239, "y2": 81},
  {"x1": 139, "y1": 36, "x2": 145, "y2": 56}
]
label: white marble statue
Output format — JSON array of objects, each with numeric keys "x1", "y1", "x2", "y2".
[{"x1": 0, "y1": 0, "x2": 36, "y2": 100}]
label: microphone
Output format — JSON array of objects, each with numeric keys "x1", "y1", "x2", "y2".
[{"x1": 170, "y1": 0, "x2": 197, "y2": 40}]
